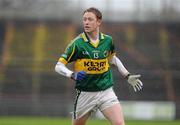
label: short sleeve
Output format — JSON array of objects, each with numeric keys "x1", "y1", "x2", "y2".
[
  {"x1": 110, "y1": 38, "x2": 116, "y2": 56},
  {"x1": 108, "y1": 39, "x2": 116, "y2": 61},
  {"x1": 58, "y1": 41, "x2": 77, "y2": 65}
]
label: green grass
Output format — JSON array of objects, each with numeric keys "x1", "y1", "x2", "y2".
[{"x1": 0, "y1": 117, "x2": 180, "y2": 125}]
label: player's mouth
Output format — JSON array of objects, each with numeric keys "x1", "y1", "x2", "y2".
[{"x1": 84, "y1": 26, "x2": 90, "y2": 30}]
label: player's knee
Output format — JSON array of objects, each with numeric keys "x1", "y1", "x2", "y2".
[
  {"x1": 112, "y1": 120, "x2": 124, "y2": 125},
  {"x1": 73, "y1": 121, "x2": 85, "y2": 125},
  {"x1": 73, "y1": 119, "x2": 86, "y2": 125}
]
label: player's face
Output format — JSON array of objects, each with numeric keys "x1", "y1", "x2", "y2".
[{"x1": 83, "y1": 12, "x2": 101, "y2": 33}]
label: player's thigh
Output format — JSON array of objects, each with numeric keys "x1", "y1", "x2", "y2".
[
  {"x1": 72, "y1": 112, "x2": 91, "y2": 125},
  {"x1": 73, "y1": 91, "x2": 98, "y2": 119},
  {"x1": 101, "y1": 103, "x2": 125, "y2": 125}
]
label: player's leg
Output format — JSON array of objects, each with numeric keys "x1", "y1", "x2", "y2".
[
  {"x1": 98, "y1": 88, "x2": 125, "y2": 125},
  {"x1": 101, "y1": 103, "x2": 125, "y2": 125},
  {"x1": 72, "y1": 112, "x2": 91, "y2": 125},
  {"x1": 72, "y1": 90, "x2": 99, "y2": 125}
]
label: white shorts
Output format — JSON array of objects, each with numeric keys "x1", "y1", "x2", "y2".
[{"x1": 73, "y1": 87, "x2": 119, "y2": 119}]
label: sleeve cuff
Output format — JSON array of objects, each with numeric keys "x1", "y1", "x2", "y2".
[{"x1": 58, "y1": 57, "x2": 68, "y2": 65}]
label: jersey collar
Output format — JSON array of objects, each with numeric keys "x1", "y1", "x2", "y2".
[{"x1": 80, "y1": 32, "x2": 105, "y2": 42}]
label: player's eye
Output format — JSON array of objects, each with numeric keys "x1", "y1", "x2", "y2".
[
  {"x1": 88, "y1": 18, "x2": 94, "y2": 21},
  {"x1": 83, "y1": 17, "x2": 94, "y2": 22}
]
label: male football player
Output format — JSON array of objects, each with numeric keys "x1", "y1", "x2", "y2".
[{"x1": 55, "y1": 7, "x2": 143, "y2": 125}]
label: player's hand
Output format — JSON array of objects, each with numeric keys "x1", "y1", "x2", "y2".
[
  {"x1": 71, "y1": 71, "x2": 86, "y2": 81},
  {"x1": 126, "y1": 74, "x2": 143, "y2": 92}
]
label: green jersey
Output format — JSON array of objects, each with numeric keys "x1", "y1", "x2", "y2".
[{"x1": 59, "y1": 32, "x2": 116, "y2": 91}]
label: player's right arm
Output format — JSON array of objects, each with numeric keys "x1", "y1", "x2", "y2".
[
  {"x1": 55, "y1": 41, "x2": 76, "y2": 78},
  {"x1": 55, "y1": 62, "x2": 73, "y2": 78},
  {"x1": 55, "y1": 62, "x2": 86, "y2": 81},
  {"x1": 55, "y1": 41, "x2": 86, "y2": 81}
]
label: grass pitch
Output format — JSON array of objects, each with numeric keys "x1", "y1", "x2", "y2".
[{"x1": 0, "y1": 117, "x2": 180, "y2": 125}]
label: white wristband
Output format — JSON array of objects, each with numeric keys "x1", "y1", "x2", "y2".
[
  {"x1": 110, "y1": 55, "x2": 129, "y2": 77},
  {"x1": 55, "y1": 62, "x2": 73, "y2": 78}
]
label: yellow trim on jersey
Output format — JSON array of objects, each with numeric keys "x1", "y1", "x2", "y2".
[
  {"x1": 58, "y1": 57, "x2": 68, "y2": 65},
  {"x1": 80, "y1": 32, "x2": 105, "y2": 42},
  {"x1": 80, "y1": 33, "x2": 88, "y2": 42},
  {"x1": 67, "y1": 44, "x2": 75, "y2": 62},
  {"x1": 100, "y1": 33, "x2": 105, "y2": 39},
  {"x1": 74, "y1": 58, "x2": 109, "y2": 74},
  {"x1": 90, "y1": 39, "x2": 99, "y2": 48},
  {"x1": 58, "y1": 44, "x2": 76, "y2": 65},
  {"x1": 108, "y1": 52, "x2": 116, "y2": 61}
]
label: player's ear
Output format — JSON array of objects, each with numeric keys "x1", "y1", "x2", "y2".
[{"x1": 97, "y1": 19, "x2": 102, "y2": 26}]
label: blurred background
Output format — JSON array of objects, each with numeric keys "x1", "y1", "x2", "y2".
[{"x1": 0, "y1": 0, "x2": 180, "y2": 121}]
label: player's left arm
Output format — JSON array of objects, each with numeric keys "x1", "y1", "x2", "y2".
[{"x1": 110, "y1": 55, "x2": 143, "y2": 92}]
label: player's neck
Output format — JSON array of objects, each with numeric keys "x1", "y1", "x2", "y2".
[{"x1": 86, "y1": 29, "x2": 99, "y2": 41}]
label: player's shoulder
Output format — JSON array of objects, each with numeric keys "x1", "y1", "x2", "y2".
[
  {"x1": 72, "y1": 35, "x2": 82, "y2": 43},
  {"x1": 72, "y1": 33, "x2": 88, "y2": 43},
  {"x1": 67, "y1": 34, "x2": 82, "y2": 47},
  {"x1": 101, "y1": 33, "x2": 113, "y2": 40}
]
